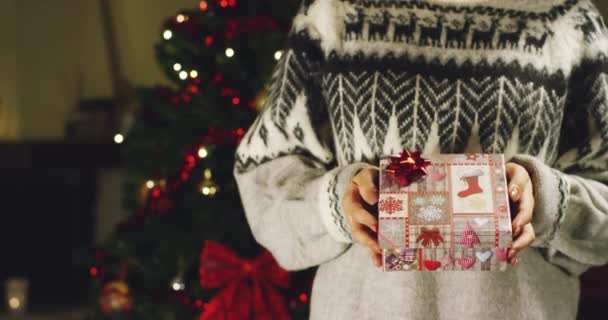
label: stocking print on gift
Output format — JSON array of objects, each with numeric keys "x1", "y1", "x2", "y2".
[{"x1": 457, "y1": 168, "x2": 484, "y2": 198}]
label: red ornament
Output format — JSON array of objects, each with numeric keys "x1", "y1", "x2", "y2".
[
  {"x1": 199, "y1": 241, "x2": 290, "y2": 320},
  {"x1": 99, "y1": 281, "x2": 132, "y2": 314},
  {"x1": 385, "y1": 149, "x2": 431, "y2": 187}
]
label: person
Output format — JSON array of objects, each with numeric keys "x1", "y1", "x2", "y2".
[{"x1": 234, "y1": 0, "x2": 608, "y2": 318}]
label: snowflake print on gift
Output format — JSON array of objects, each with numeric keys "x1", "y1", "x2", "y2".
[
  {"x1": 384, "y1": 220, "x2": 403, "y2": 237},
  {"x1": 429, "y1": 195, "x2": 446, "y2": 206},
  {"x1": 418, "y1": 206, "x2": 444, "y2": 222},
  {"x1": 413, "y1": 197, "x2": 427, "y2": 206},
  {"x1": 379, "y1": 196, "x2": 403, "y2": 215}
]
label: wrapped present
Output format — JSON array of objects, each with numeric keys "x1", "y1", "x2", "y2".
[{"x1": 378, "y1": 151, "x2": 513, "y2": 272}]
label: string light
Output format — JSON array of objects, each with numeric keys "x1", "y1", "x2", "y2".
[
  {"x1": 204, "y1": 169, "x2": 212, "y2": 179},
  {"x1": 220, "y1": 0, "x2": 228, "y2": 8},
  {"x1": 173, "y1": 63, "x2": 182, "y2": 71},
  {"x1": 171, "y1": 278, "x2": 185, "y2": 291},
  {"x1": 8, "y1": 298, "x2": 20, "y2": 310},
  {"x1": 225, "y1": 48, "x2": 235, "y2": 58},
  {"x1": 179, "y1": 71, "x2": 188, "y2": 80},
  {"x1": 200, "y1": 169, "x2": 218, "y2": 196},
  {"x1": 190, "y1": 70, "x2": 198, "y2": 78},
  {"x1": 232, "y1": 97, "x2": 240, "y2": 105},
  {"x1": 199, "y1": 1, "x2": 208, "y2": 11},
  {"x1": 146, "y1": 180, "x2": 155, "y2": 189},
  {"x1": 163, "y1": 30, "x2": 173, "y2": 40},
  {"x1": 176, "y1": 14, "x2": 187, "y2": 23},
  {"x1": 274, "y1": 50, "x2": 283, "y2": 61},
  {"x1": 197, "y1": 146, "x2": 208, "y2": 158},
  {"x1": 89, "y1": 267, "x2": 99, "y2": 277},
  {"x1": 114, "y1": 133, "x2": 124, "y2": 144}
]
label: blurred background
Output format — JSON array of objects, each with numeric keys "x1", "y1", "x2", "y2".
[{"x1": 0, "y1": 1, "x2": 606, "y2": 320}]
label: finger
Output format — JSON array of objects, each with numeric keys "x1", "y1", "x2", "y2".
[
  {"x1": 368, "y1": 247, "x2": 383, "y2": 268},
  {"x1": 352, "y1": 223, "x2": 381, "y2": 253},
  {"x1": 351, "y1": 204, "x2": 378, "y2": 232},
  {"x1": 342, "y1": 184, "x2": 363, "y2": 223},
  {"x1": 353, "y1": 168, "x2": 379, "y2": 205},
  {"x1": 508, "y1": 223, "x2": 535, "y2": 261},
  {"x1": 505, "y1": 163, "x2": 530, "y2": 202},
  {"x1": 512, "y1": 182, "x2": 535, "y2": 236}
]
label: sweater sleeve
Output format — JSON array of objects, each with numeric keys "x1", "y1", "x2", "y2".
[
  {"x1": 510, "y1": 5, "x2": 608, "y2": 276},
  {"x1": 233, "y1": 7, "x2": 373, "y2": 271}
]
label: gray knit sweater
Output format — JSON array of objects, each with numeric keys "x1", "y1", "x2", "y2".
[{"x1": 234, "y1": 0, "x2": 608, "y2": 319}]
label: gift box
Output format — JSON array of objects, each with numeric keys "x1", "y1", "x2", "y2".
[{"x1": 378, "y1": 152, "x2": 513, "y2": 271}]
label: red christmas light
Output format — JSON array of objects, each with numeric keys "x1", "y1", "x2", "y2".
[
  {"x1": 228, "y1": 0, "x2": 236, "y2": 6},
  {"x1": 181, "y1": 172, "x2": 190, "y2": 181},
  {"x1": 152, "y1": 188, "x2": 161, "y2": 198},
  {"x1": 89, "y1": 266, "x2": 99, "y2": 277},
  {"x1": 299, "y1": 293, "x2": 308, "y2": 303},
  {"x1": 195, "y1": 299, "x2": 204, "y2": 308},
  {"x1": 219, "y1": 0, "x2": 228, "y2": 8},
  {"x1": 236, "y1": 128, "x2": 245, "y2": 136},
  {"x1": 205, "y1": 35, "x2": 214, "y2": 47},
  {"x1": 232, "y1": 97, "x2": 240, "y2": 105},
  {"x1": 213, "y1": 72, "x2": 223, "y2": 84},
  {"x1": 188, "y1": 84, "x2": 199, "y2": 94},
  {"x1": 199, "y1": 1, "x2": 208, "y2": 11}
]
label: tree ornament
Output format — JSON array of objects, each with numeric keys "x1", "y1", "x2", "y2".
[
  {"x1": 99, "y1": 281, "x2": 132, "y2": 314},
  {"x1": 253, "y1": 86, "x2": 269, "y2": 112},
  {"x1": 199, "y1": 241, "x2": 290, "y2": 320}
]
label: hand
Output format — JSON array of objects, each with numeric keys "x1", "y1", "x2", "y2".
[
  {"x1": 505, "y1": 162, "x2": 536, "y2": 266},
  {"x1": 342, "y1": 168, "x2": 382, "y2": 267}
]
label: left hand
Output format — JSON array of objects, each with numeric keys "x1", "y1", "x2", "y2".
[{"x1": 505, "y1": 162, "x2": 536, "y2": 266}]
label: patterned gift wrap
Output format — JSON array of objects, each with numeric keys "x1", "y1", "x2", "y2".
[{"x1": 378, "y1": 153, "x2": 513, "y2": 271}]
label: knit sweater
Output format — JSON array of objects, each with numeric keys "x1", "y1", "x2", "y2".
[{"x1": 234, "y1": 0, "x2": 608, "y2": 319}]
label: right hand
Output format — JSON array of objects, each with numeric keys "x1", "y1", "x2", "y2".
[{"x1": 342, "y1": 168, "x2": 382, "y2": 267}]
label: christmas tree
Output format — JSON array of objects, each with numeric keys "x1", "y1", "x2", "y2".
[{"x1": 88, "y1": 1, "x2": 314, "y2": 319}]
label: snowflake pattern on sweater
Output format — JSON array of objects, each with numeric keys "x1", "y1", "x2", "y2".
[{"x1": 236, "y1": 0, "x2": 608, "y2": 173}]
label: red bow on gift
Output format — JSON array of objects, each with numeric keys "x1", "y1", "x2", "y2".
[
  {"x1": 199, "y1": 241, "x2": 290, "y2": 320},
  {"x1": 416, "y1": 227, "x2": 445, "y2": 247},
  {"x1": 386, "y1": 150, "x2": 431, "y2": 187}
]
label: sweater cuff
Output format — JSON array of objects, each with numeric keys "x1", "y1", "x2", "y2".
[
  {"x1": 318, "y1": 162, "x2": 378, "y2": 243},
  {"x1": 509, "y1": 154, "x2": 571, "y2": 248}
]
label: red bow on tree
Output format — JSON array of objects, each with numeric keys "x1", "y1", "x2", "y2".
[
  {"x1": 199, "y1": 241, "x2": 290, "y2": 320},
  {"x1": 386, "y1": 150, "x2": 431, "y2": 187},
  {"x1": 416, "y1": 227, "x2": 445, "y2": 247}
]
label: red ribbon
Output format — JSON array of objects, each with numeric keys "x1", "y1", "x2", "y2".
[
  {"x1": 386, "y1": 150, "x2": 431, "y2": 187},
  {"x1": 199, "y1": 241, "x2": 290, "y2": 320},
  {"x1": 416, "y1": 227, "x2": 445, "y2": 247}
]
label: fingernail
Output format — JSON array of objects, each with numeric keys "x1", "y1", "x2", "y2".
[
  {"x1": 510, "y1": 187, "x2": 519, "y2": 198},
  {"x1": 508, "y1": 248, "x2": 516, "y2": 259}
]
